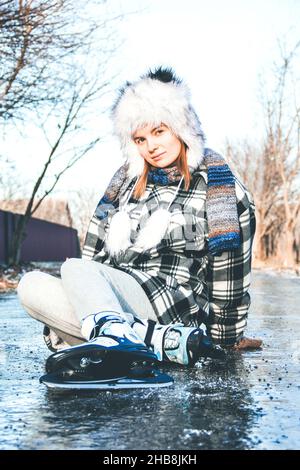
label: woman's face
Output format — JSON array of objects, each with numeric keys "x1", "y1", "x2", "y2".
[{"x1": 132, "y1": 123, "x2": 182, "y2": 168}]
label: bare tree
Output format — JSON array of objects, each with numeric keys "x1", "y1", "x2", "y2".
[
  {"x1": 0, "y1": 0, "x2": 126, "y2": 265},
  {"x1": 0, "y1": 0, "x2": 109, "y2": 120},
  {"x1": 7, "y1": 72, "x2": 113, "y2": 265},
  {"x1": 260, "y1": 40, "x2": 300, "y2": 268},
  {"x1": 226, "y1": 39, "x2": 300, "y2": 269},
  {"x1": 226, "y1": 139, "x2": 290, "y2": 264}
]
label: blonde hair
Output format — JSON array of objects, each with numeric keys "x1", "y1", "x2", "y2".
[{"x1": 133, "y1": 141, "x2": 191, "y2": 199}]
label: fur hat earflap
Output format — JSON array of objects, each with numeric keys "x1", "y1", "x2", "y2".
[{"x1": 112, "y1": 66, "x2": 206, "y2": 178}]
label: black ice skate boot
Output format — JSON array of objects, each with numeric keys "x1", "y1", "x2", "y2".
[{"x1": 40, "y1": 313, "x2": 173, "y2": 390}]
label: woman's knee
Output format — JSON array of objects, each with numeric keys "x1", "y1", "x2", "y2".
[
  {"x1": 61, "y1": 257, "x2": 85, "y2": 276},
  {"x1": 17, "y1": 271, "x2": 59, "y2": 312},
  {"x1": 61, "y1": 257, "x2": 100, "y2": 279},
  {"x1": 18, "y1": 271, "x2": 42, "y2": 304}
]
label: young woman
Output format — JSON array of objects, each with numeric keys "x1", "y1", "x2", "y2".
[{"x1": 17, "y1": 67, "x2": 261, "y2": 380}]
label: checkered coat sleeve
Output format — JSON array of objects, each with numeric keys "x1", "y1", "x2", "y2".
[{"x1": 205, "y1": 178, "x2": 256, "y2": 346}]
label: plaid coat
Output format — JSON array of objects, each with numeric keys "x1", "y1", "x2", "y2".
[{"x1": 82, "y1": 155, "x2": 256, "y2": 346}]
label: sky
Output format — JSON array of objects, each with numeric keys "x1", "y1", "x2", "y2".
[{"x1": 3, "y1": 0, "x2": 300, "y2": 199}]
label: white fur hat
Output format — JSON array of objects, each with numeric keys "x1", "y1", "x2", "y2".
[{"x1": 111, "y1": 67, "x2": 206, "y2": 179}]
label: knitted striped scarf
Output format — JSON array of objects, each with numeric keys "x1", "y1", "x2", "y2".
[
  {"x1": 204, "y1": 149, "x2": 241, "y2": 254},
  {"x1": 97, "y1": 149, "x2": 241, "y2": 256}
]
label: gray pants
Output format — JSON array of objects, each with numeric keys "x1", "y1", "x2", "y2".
[{"x1": 17, "y1": 258, "x2": 157, "y2": 346}]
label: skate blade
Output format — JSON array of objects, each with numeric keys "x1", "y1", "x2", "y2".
[{"x1": 40, "y1": 372, "x2": 174, "y2": 391}]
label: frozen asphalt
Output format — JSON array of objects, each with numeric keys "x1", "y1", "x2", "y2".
[{"x1": 0, "y1": 270, "x2": 299, "y2": 450}]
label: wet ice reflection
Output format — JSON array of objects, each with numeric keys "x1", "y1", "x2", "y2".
[{"x1": 0, "y1": 270, "x2": 299, "y2": 449}]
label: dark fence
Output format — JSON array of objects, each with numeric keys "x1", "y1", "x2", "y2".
[{"x1": 0, "y1": 209, "x2": 80, "y2": 264}]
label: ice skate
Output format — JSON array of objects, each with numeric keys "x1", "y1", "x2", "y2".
[
  {"x1": 133, "y1": 319, "x2": 226, "y2": 366},
  {"x1": 40, "y1": 314, "x2": 174, "y2": 390}
]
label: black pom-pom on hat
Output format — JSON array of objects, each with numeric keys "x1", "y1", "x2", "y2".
[{"x1": 143, "y1": 66, "x2": 182, "y2": 85}]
